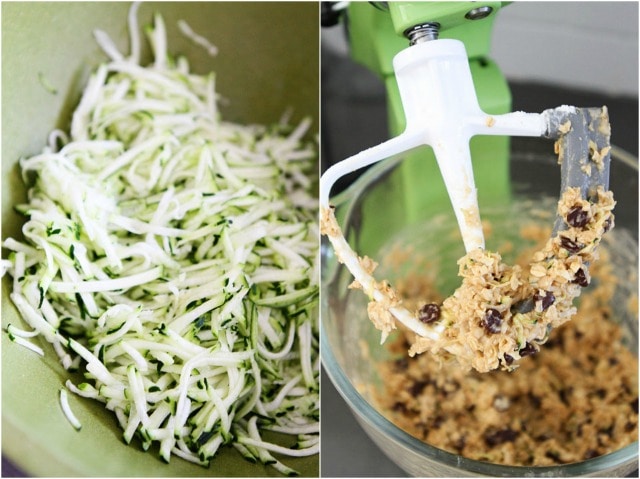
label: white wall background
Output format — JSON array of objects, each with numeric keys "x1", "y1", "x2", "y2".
[
  {"x1": 322, "y1": 1, "x2": 639, "y2": 97},
  {"x1": 492, "y1": 1, "x2": 638, "y2": 96}
]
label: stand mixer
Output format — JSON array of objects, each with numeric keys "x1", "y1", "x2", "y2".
[{"x1": 320, "y1": 2, "x2": 613, "y2": 365}]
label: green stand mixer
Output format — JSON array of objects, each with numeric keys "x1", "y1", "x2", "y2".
[
  {"x1": 331, "y1": 1, "x2": 515, "y2": 237},
  {"x1": 320, "y1": 2, "x2": 612, "y2": 348}
]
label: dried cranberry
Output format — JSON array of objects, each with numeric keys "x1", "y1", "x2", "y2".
[
  {"x1": 408, "y1": 380, "x2": 429, "y2": 396},
  {"x1": 481, "y1": 308, "x2": 503, "y2": 334},
  {"x1": 584, "y1": 449, "x2": 599, "y2": 460},
  {"x1": 566, "y1": 205, "x2": 590, "y2": 228},
  {"x1": 418, "y1": 303, "x2": 441, "y2": 323},
  {"x1": 534, "y1": 290, "x2": 555, "y2": 310},
  {"x1": 502, "y1": 354, "x2": 514, "y2": 366},
  {"x1": 430, "y1": 415, "x2": 445, "y2": 429},
  {"x1": 545, "y1": 450, "x2": 561, "y2": 462},
  {"x1": 394, "y1": 357, "x2": 409, "y2": 371},
  {"x1": 572, "y1": 268, "x2": 590, "y2": 287},
  {"x1": 519, "y1": 343, "x2": 538, "y2": 357},
  {"x1": 392, "y1": 402, "x2": 408, "y2": 413},
  {"x1": 603, "y1": 216, "x2": 613, "y2": 233},
  {"x1": 559, "y1": 235, "x2": 584, "y2": 254},
  {"x1": 599, "y1": 425, "x2": 614, "y2": 438},
  {"x1": 484, "y1": 427, "x2": 519, "y2": 446},
  {"x1": 528, "y1": 392, "x2": 542, "y2": 409},
  {"x1": 559, "y1": 387, "x2": 573, "y2": 405},
  {"x1": 454, "y1": 436, "x2": 467, "y2": 452}
]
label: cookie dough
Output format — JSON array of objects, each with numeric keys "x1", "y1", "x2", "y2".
[{"x1": 376, "y1": 237, "x2": 637, "y2": 466}]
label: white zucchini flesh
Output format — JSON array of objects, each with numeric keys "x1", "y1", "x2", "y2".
[{"x1": 2, "y1": 7, "x2": 318, "y2": 473}]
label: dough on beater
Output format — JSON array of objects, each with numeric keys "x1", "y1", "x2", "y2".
[
  {"x1": 410, "y1": 186, "x2": 615, "y2": 372},
  {"x1": 322, "y1": 185, "x2": 615, "y2": 373}
]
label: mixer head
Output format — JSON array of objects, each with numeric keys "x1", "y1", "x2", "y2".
[{"x1": 320, "y1": 2, "x2": 614, "y2": 369}]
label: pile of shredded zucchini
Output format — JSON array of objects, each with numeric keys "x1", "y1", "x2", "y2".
[{"x1": 2, "y1": 7, "x2": 318, "y2": 474}]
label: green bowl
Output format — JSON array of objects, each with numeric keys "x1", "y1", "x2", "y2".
[{"x1": 1, "y1": 2, "x2": 318, "y2": 476}]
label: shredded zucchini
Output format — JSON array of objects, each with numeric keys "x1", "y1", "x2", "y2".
[
  {"x1": 59, "y1": 388, "x2": 83, "y2": 431},
  {"x1": 3, "y1": 7, "x2": 318, "y2": 472}
]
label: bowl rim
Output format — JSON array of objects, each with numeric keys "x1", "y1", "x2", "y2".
[{"x1": 320, "y1": 144, "x2": 639, "y2": 475}]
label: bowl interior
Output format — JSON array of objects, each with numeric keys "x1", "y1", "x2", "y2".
[
  {"x1": 321, "y1": 138, "x2": 638, "y2": 476},
  {"x1": 2, "y1": 2, "x2": 318, "y2": 477}
]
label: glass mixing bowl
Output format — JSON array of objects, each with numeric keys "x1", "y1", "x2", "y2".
[{"x1": 321, "y1": 137, "x2": 638, "y2": 477}]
